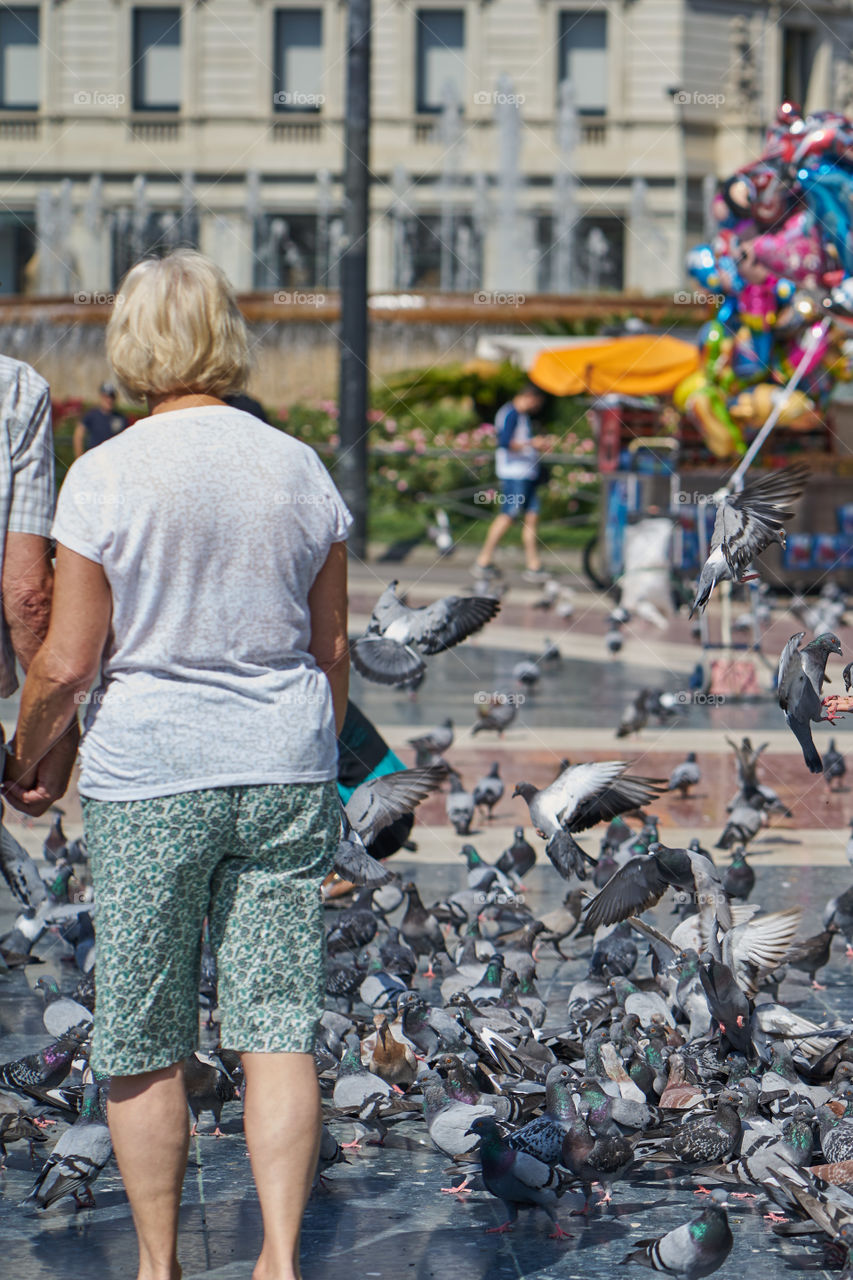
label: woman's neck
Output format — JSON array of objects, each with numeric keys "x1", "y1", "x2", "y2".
[{"x1": 147, "y1": 392, "x2": 226, "y2": 416}]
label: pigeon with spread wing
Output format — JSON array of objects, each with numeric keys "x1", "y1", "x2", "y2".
[
  {"x1": 690, "y1": 465, "x2": 808, "y2": 616},
  {"x1": 350, "y1": 580, "x2": 500, "y2": 686},
  {"x1": 335, "y1": 764, "x2": 446, "y2": 885}
]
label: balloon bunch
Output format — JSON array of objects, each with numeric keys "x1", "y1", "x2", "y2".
[{"x1": 675, "y1": 101, "x2": 853, "y2": 458}]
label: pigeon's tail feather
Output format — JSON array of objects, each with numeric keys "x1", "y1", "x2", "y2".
[
  {"x1": 350, "y1": 637, "x2": 426, "y2": 687},
  {"x1": 788, "y1": 716, "x2": 823, "y2": 774},
  {"x1": 333, "y1": 841, "x2": 393, "y2": 886}
]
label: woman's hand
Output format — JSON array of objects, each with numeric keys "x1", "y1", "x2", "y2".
[
  {"x1": 3, "y1": 726, "x2": 79, "y2": 816},
  {"x1": 823, "y1": 694, "x2": 853, "y2": 720}
]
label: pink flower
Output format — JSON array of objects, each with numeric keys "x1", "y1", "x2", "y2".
[
  {"x1": 396, "y1": 478, "x2": 408, "y2": 491},
  {"x1": 318, "y1": 399, "x2": 338, "y2": 415},
  {"x1": 278, "y1": 407, "x2": 290, "y2": 421},
  {"x1": 329, "y1": 433, "x2": 340, "y2": 448},
  {"x1": 391, "y1": 439, "x2": 407, "y2": 452},
  {"x1": 414, "y1": 442, "x2": 426, "y2": 454},
  {"x1": 367, "y1": 409, "x2": 384, "y2": 423},
  {"x1": 384, "y1": 419, "x2": 397, "y2": 434}
]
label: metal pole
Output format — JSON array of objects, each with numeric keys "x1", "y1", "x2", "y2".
[{"x1": 337, "y1": 0, "x2": 371, "y2": 559}]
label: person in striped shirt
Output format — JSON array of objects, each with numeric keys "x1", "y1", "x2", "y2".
[{"x1": 473, "y1": 383, "x2": 548, "y2": 582}]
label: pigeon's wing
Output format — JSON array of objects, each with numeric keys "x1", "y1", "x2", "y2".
[
  {"x1": 350, "y1": 635, "x2": 427, "y2": 686},
  {"x1": 410, "y1": 594, "x2": 501, "y2": 655},
  {"x1": 345, "y1": 765, "x2": 447, "y2": 845},
  {"x1": 565, "y1": 773, "x2": 667, "y2": 834},
  {"x1": 723, "y1": 908, "x2": 802, "y2": 999},
  {"x1": 333, "y1": 839, "x2": 393, "y2": 887},
  {"x1": 0, "y1": 825, "x2": 47, "y2": 909},
  {"x1": 715, "y1": 466, "x2": 808, "y2": 577},
  {"x1": 508, "y1": 1147, "x2": 556, "y2": 1191},
  {"x1": 844, "y1": 661, "x2": 852, "y2": 693},
  {"x1": 541, "y1": 761, "x2": 628, "y2": 829},
  {"x1": 688, "y1": 851, "x2": 732, "y2": 934},
  {"x1": 777, "y1": 633, "x2": 806, "y2": 712},
  {"x1": 583, "y1": 857, "x2": 670, "y2": 931},
  {"x1": 625, "y1": 915, "x2": 680, "y2": 956}
]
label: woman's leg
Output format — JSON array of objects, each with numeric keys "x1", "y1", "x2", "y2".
[
  {"x1": 476, "y1": 510, "x2": 514, "y2": 567},
  {"x1": 242, "y1": 1052, "x2": 322, "y2": 1280},
  {"x1": 108, "y1": 1065, "x2": 189, "y2": 1280}
]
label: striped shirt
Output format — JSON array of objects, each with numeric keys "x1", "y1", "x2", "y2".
[
  {"x1": 495, "y1": 402, "x2": 540, "y2": 481},
  {"x1": 0, "y1": 356, "x2": 56, "y2": 697}
]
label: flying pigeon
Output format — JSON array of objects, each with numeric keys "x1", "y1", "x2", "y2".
[
  {"x1": 336, "y1": 764, "x2": 446, "y2": 885},
  {"x1": 584, "y1": 841, "x2": 730, "y2": 933},
  {"x1": 690, "y1": 465, "x2": 808, "y2": 615},
  {"x1": 513, "y1": 761, "x2": 667, "y2": 841},
  {"x1": 350, "y1": 581, "x2": 500, "y2": 685},
  {"x1": 777, "y1": 631, "x2": 842, "y2": 773}
]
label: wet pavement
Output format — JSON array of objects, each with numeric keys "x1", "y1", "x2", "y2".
[{"x1": 1, "y1": 555, "x2": 852, "y2": 1277}]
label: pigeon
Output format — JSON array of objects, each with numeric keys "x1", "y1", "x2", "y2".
[
  {"x1": 0, "y1": 1111, "x2": 47, "y2": 1167},
  {"x1": 422, "y1": 1075, "x2": 495, "y2": 1161},
  {"x1": 513, "y1": 658, "x2": 541, "y2": 688},
  {"x1": 466, "y1": 1114, "x2": 572, "y2": 1237},
  {"x1": 336, "y1": 764, "x2": 446, "y2": 885},
  {"x1": 407, "y1": 719, "x2": 453, "y2": 764},
  {"x1": 0, "y1": 1026, "x2": 90, "y2": 1109},
  {"x1": 668, "y1": 752, "x2": 701, "y2": 798},
  {"x1": 847, "y1": 820, "x2": 853, "y2": 868},
  {"x1": 350, "y1": 581, "x2": 500, "y2": 685},
  {"x1": 473, "y1": 763, "x2": 504, "y2": 821},
  {"x1": 332, "y1": 1034, "x2": 393, "y2": 1111},
  {"x1": 400, "y1": 882, "x2": 446, "y2": 975},
  {"x1": 690, "y1": 464, "x2": 808, "y2": 615},
  {"x1": 34, "y1": 977, "x2": 94, "y2": 1039},
  {"x1": 513, "y1": 761, "x2": 667, "y2": 842},
  {"x1": 496, "y1": 828, "x2": 536, "y2": 885},
  {"x1": 0, "y1": 823, "x2": 47, "y2": 910},
  {"x1": 42, "y1": 811, "x2": 67, "y2": 866},
  {"x1": 27, "y1": 1080, "x2": 112, "y2": 1210},
  {"x1": 824, "y1": 739, "x2": 846, "y2": 790},
  {"x1": 181, "y1": 1052, "x2": 238, "y2": 1136},
  {"x1": 606, "y1": 627, "x2": 623, "y2": 655},
  {"x1": 365, "y1": 1016, "x2": 417, "y2": 1089},
  {"x1": 782, "y1": 926, "x2": 838, "y2": 989},
  {"x1": 722, "y1": 848, "x2": 755, "y2": 902},
  {"x1": 584, "y1": 842, "x2": 729, "y2": 933},
  {"x1": 617, "y1": 690, "x2": 651, "y2": 739},
  {"x1": 778, "y1": 632, "x2": 842, "y2": 773},
  {"x1": 507, "y1": 1064, "x2": 577, "y2": 1165},
  {"x1": 621, "y1": 1193, "x2": 733, "y2": 1278},
  {"x1": 446, "y1": 772, "x2": 475, "y2": 835},
  {"x1": 471, "y1": 696, "x2": 518, "y2": 737}
]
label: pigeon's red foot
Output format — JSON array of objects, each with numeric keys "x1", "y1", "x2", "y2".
[
  {"x1": 763, "y1": 1212, "x2": 788, "y2": 1223},
  {"x1": 812, "y1": 980, "x2": 827, "y2": 990},
  {"x1": 597, "y1": 1188, "x2": 613, "y2": 1205},
  {"x1": 423, "y1": 966, "x2": 436, "y2": 980},
  {"x1": 213, "y1": 1127, "x2": 224, "y2": 1138},
  {"x1": 190, "y1": 1123, "x2": 198, "y2": 1137},
  {"x1": 485, "y1": 1221, "x2": 514, "y2": 1234},
  {"x1": 694, "y1": 1186, "x2": 713, "y2": 1197},
  {"x1": 32, "y1": 1118, "x2": 55, "y2": 1129},
  {"x1": 340, "y1": 1138, "x2": 362, "y2": 1151},
  {"x1": 440, "y1": 1176, "x2": 473, "y2": 1196},
  {"x1": 731, "y1": 1192, "x2": 758, "y2": 1200},
  {"x1": 549, "y1": 1224, "x2": 574, "y2": 1241},
  {"x1": 846, "y1": 946, "x2": 853, "y2": 960}
]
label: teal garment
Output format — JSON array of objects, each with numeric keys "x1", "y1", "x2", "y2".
[
  {"x1": 83, "y1": 780, "x2": 339, "y2": 1075},
  {"x1": 337, "y1": 746, "x2": 406, "y2": 804}
]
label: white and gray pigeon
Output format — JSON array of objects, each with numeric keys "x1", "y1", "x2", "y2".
[
  {"x1": 27, "y1": 1079, "x2": 112, "y2": 1210},
  {"x1": 473, "y1": 763, "x2": 504, "y2": 821},
  {"x1": 407, "y1": 719, "x2": 454, "y2": 764},
  {"x1": 777, "y1": 631, "x2": 842, "y2": 773},
  {"x1": 513, "y1": 761, "x2": 666, "y2": 840},
  {"x1": 690, "y1": 464, "x2": 808, "y2": 615},
  {"x1": 471, "y1": 697, "x2": 518, "y2": 737},
  {"x1": 668, "y1": 752, "x2": 700, "y2": 798},
  {"x1": 446, "y1": 772, "x2": 475, "y2": 835},
  {"x1": 350, "y1": 580, "x2": 500, "y2": 686},
  {"x1": 621, "y1": 1193, "x2": 733, "y2": 1279},
  {"x1": 0, "y1": 823, "x2": 47, "y2": 910},
  {"x1": 336, "y1": 764, "x2": 446, "y2": 884}
]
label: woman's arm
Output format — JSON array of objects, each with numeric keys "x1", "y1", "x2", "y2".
[
  {"x1": 824, "y1": 695, "x2": 853, "y2": 717},
  {"x1": 308, "y1": 541, "x2": 349, "y2": 735},
  {"x1": 4, "y1": 545, "x2": 111, "y2": 813}
]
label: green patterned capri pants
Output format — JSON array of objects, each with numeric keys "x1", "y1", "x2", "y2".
[{"x1": 81, "y1": 781, "x2": 340, "y2": 1077}]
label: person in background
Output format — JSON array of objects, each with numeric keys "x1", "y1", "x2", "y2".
[
  {"x1": 73, "y1": 382, "x2": 128, "y2": 458},
  {"x1": 223, "y1": 390, "x2": 269, "y2": 422},
  {"x1": 473, "y1": 383, "x2": 549, "y2": 583}
]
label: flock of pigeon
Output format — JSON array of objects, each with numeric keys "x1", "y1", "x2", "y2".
[{"x1": 2, "y1": 461, "x2": 853, "y2": 1280}]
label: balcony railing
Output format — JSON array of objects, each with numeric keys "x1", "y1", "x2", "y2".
[
  {"x1": 126, "y1": 118, "x2": 182, "y2": 143},
  {"x1": 0, "y1": 115, "x2": 40, "y2": 141},
  {"x1": 272, "y1": 119, "x2": 323, "y2": 143}
]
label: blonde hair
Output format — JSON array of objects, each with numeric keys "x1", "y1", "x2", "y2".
[{"x1": 106, "y1": 249, "x2": 250, "y2": 401}]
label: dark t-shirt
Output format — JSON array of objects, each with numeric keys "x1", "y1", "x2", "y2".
[{"x1": 82, "y1": 407, "x2": 128, "y2": 449}]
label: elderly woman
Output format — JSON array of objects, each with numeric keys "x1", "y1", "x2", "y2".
[{"x1": 4, "y1": 249, "x2": 350, "y2": 1280}]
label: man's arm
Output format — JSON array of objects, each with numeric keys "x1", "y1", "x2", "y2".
[{"x1": 2, "y1": 532, "x2": 52, "y2": 671}]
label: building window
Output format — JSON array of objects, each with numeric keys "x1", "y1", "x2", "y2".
[
  {"x1": 0, "y1": 211, "x2": 35, "y2": 292},
  {"x1": 274, "y1": 10, "x2": 323, "y2": 113},
  {"x1": 415, "y1": 10, "x2": 465, "y2": 114},
  {"x1": 0, "y1": 7, "x2": 40, "y2": 110},
  {"x1": 781, "y1": 28, "x2": 815, "y2": 107},
  {"x1": 132, "y1": 7, "x2": 182, "y2": 112},
  {"x1": 557, "y1": 11, "x2": 607, "y2": 116}
]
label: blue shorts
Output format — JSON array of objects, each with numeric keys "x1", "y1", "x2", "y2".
[{"x1": 499, "y1": 476, "x2": 540, "y2": 519}]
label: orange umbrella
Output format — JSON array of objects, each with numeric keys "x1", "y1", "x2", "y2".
[{"x1": 530, "y1": 334, "x2": 700, "y2": 397}]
